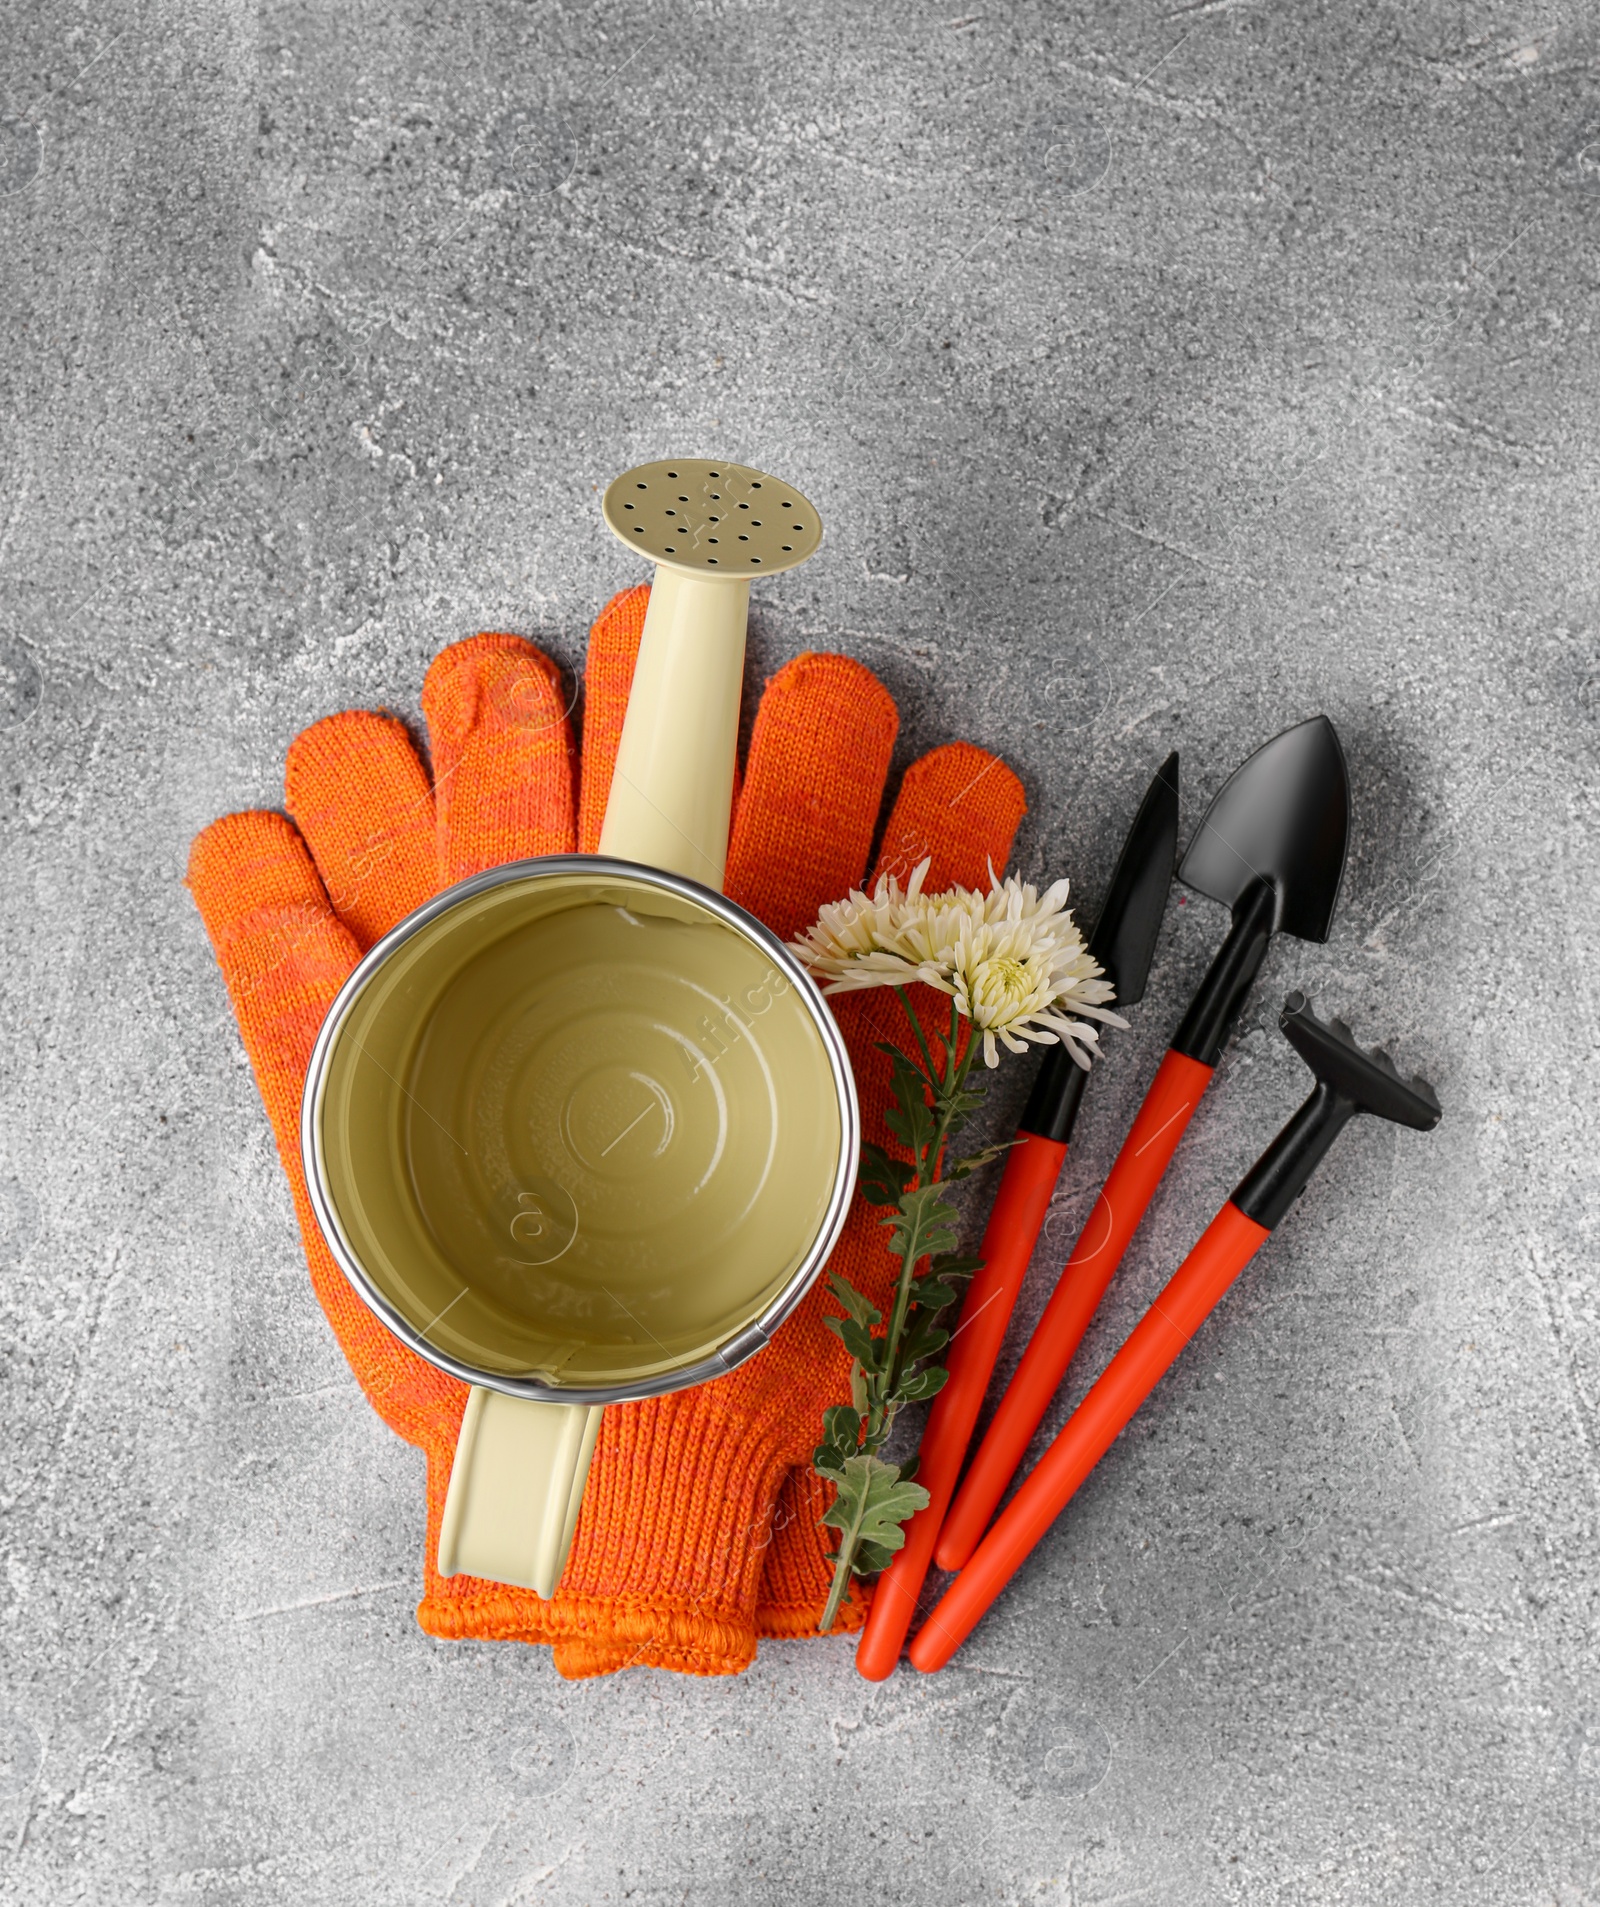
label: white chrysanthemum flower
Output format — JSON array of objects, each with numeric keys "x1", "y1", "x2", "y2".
[
  {"x1": 791, "y1": 858, "x2": 1125, "y2": 1069},
  {"x1": 787, "y1": 859, "x2": 933, "y2": 993}
]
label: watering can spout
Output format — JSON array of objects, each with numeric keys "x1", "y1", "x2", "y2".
[
  {"x1": 595, "y1": 457, "x2": 824, "y2": 890},
  {"x1": 596, "y1": 565, "x2": 751, "y2": 889}
]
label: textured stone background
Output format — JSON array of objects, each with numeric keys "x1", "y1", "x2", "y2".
[{"x1": 2, "y1": 1, "x2": 1597, "y2": 1901}]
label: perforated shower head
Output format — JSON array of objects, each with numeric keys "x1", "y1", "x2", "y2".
[
  {"x1": 593, "y1": 459, "x2": 825, "y2": 889},
  {"x1": 601, "y1": 459, "x2": 823, "y2": 578}
]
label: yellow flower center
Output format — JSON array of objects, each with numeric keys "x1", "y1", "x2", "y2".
[
  {"x1": 991, "y1": 956, "x2": 1028, "y2": 993},
  {"x1": 970, "y1": 953, "x2": 1041, "y2": 1026}
]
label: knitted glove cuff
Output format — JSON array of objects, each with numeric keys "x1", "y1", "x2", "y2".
[
  {"x1": 417, "y1": 1386, "x2": 794, "y2": 1677},
  {"x1": 752, "y1": 1467, "x2": 872, "y2": 1639}
]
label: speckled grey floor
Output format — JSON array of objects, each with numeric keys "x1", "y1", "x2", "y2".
[{"x1": 2, "y1": 2, "x2": 1597, "y2": 1902}]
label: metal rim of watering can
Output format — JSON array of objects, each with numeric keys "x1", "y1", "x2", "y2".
[{"x1": 300, "y1": 852, "x2": 861, "y2": 1408}]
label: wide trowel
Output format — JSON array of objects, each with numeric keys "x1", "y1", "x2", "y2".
[
  {"x1": 854, "y1": 753, "x2": 1180, "y2": 1681},
  {"x1": 910, "y1": 995, "x2": 1441, "y2": 1669},
  {"x1": 937, "y1": 716, "x2": 1351, "y2": 1571}
]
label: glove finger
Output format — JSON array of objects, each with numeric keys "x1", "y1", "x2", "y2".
[
  {"x1": 187, "y1": 811, "x2": 464, "y2": 1439},
  {"x1": 285, "y1": 711, "x2": 437, "y2": 950},
  {"x1": 576, "y1": 584, "x2": 649, "y2": 854},
  {"x1": 422, "y1": 633, "x2": 577, "y2": 883},
  {"x1": 871, "y1": 739, "x2": 1026, "y2": 892},
  {"x1": 854, "y1": 738, "x2": 1028, "y2": 1097},
  {"x1": 840, "y1": 739, "x2": 1027, "y2": 1116},
  {"x1": 187, "y1": 810, "x2": 362, "y2": 1122},
  {"x1": 725, "y1": 653, "x2": 899, "y2": 942}
]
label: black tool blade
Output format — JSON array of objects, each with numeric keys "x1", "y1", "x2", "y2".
[
  {"x1": 1085, "y1": 750, "x2": 1181, "y2": 1008},
  {"x1": 1018, "y1": 753, "x2": 1180, "y2": 1143},
  {"x1": 1178, "y1": 715, "x2": 1350, "y2": 943}
]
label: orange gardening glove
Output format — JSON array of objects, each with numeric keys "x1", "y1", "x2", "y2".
[{"x1": 187, "y1": 585, "x2": 1025, "y2": 1677}]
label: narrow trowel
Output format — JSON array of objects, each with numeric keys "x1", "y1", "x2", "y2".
[
  {"x1": 937, "y1": 715, "x2": 1351, "y2": 1570},
  {"x1": 854, "y1": 753, "x2": 1180, "y2": 1680}
]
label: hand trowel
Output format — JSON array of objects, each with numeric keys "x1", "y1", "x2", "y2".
[{"x1": 937, "y1": 715, "x2": 1351, "y2": 1570}]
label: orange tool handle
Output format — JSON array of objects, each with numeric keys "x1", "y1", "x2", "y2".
[
  {"x1": 936, "y1": 1047, "x2": 1214, "y2": 1570},
  {"x1": 909, "y1": 1200, "x2": 1270, "y2": 1671},
  {"x1": 855, "y1": 1130, "x2": 1069, "y2": 1681}
]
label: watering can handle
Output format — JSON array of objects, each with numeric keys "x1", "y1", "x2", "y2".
[
  {"x1": 437, "y1": 1390, "x2": 605, "y2": 1595},
  {"x1": 435, "y1": 569, "x2": 750, "y2": 1598}
]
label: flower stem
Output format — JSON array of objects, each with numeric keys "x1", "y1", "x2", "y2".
[
  {"x1": 819, "y1": 1547, "x2": 854, "y2": 1632},
  {"x1": 819, "y1": 998, "x2": 982, "y2": 1626},
  {"x1": 895, "y1": 985, "x2": 941, "y2": 1087}
]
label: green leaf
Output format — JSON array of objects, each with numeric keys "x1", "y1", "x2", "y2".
[
  {"x1": 823, "y1": 1314, "x2": 881, "y2": 1370},
  {"x1": 905, "y1": 1182, "x2": 961, "y2": 1229},
  {"x1": 904, "y1": 1288, "x2": 952, "y2": 1327},
  {"x1": 854, "y1": 1537, "x2": 896, "y2": 1575},
  {"x1": 898, "y1": 1316, "x2": 950, "y2": 1367},
  {"x1": 910, "y1": 1253, "x2": 984, "y2": 1316},
  {"x1": 886, "y1": 1180, "x2": 961, "y2": 1266},
  {"x1": 929, "y1": 1251, "x2": 986, "y2": 1279},
  {"x1": 861, "y1": 1140, "x2": 913, "y2": 1183},
  {"x1": 820, "y1": 1455, "x2": 930, "y2": 1561},
  {"x1": 895, "y1": 1363, "x2": 949, "y2": 1404},
  {"x1": 814, "y1": 1402, "x2": 867, "y2": 1483},
  {"x1": 888, "y1": 1224, "x2": 960, "y2": 1268},
  {"x1": 948, "y1": 1139, "x2": 1017, "y2": 1181},
  {"x1": 859, "y1": 1140, "x2": 914, "y2": 1207},
  {"x1": 880, "y1": 1046, "x2": 937, "y2": 1156},
  {"x1": 883, "y1": 1104, "x2": 927, "y2": 1155},
  {"x1": 827, "y1": 1271, "x2": 881, "y2": 1331},
  {"x1": 884, "y1": 1043, "x2": 932, "y2": 1093},
  {"x1": 934, "y1": 1079, "x2": 987, "y2": 1133}
]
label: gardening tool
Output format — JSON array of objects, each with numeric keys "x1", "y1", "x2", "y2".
[
  {"x1": 301, "y1": 459, "x2": 854, "y2": 1601},
  {"x1": 910, "y1": 994, "x2": 1441, "y2": 1669},
  {"x1": 853, "y1": 752, "x2": 1180, "y2": 1681},
  {"x1": 937, "y1": 715, "x2": 1351, "y2": 1570}
]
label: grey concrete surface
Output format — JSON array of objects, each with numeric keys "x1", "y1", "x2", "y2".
[{"x1": 1, "y1": 0, "x2": 1597, "y2": 1900}]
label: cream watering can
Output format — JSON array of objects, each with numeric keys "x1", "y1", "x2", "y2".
[{"x1": 301, "y1": 460, "x2": 857, "y2": 1596}]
